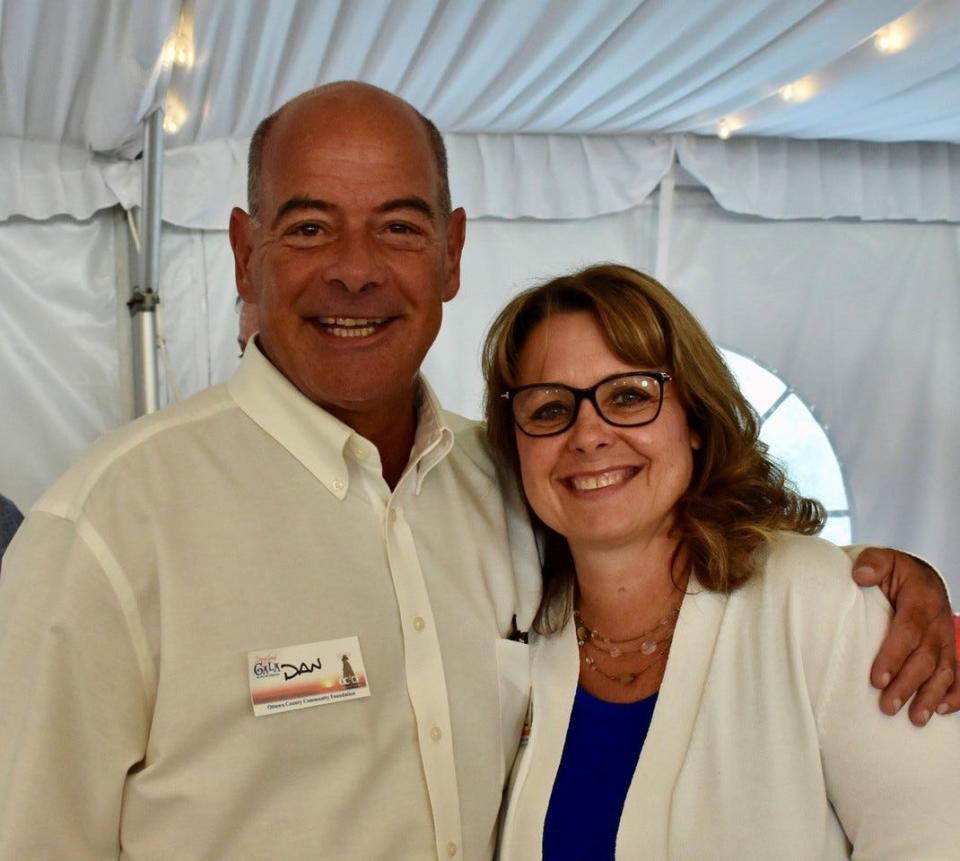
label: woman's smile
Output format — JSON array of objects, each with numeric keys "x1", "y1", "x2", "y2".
[{"x1": 561, "y1": 465, "x2": 640, "y2": 493}]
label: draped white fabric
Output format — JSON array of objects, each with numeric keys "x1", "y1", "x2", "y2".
[
  {"x1": 8, "y1": 131, "x2": 960, "y2": 227},
  {"x1": 10, "y1": 0, "x2": 956, "y2": 150},
  {"x1": 0, "y1": 139, "x2": 134, "y2": 222},
  {"x1": 0, "y1": 0, "x2": 178, "y2": 155},
  {"x1": 4, "y1": 0, "x2": 960, "y2": 224},
  {"x1": 9, "y1": 0, "x2": 944, "y2": 149},
  {"x1": 445, "y1": 134, "x2": 674, "y2": 220},
  {"x1": 677, "y1": 136, "x2": 960, "y2": 222},
  {"x1": 0, "y1": 212, "x2": 132, "y2": 508},
  {"x1": 662, "y1": 193, "x2": 960, "y2": 577}
]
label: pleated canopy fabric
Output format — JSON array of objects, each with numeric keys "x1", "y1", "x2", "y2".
[{"x1": 2, "y1": 0, "x2": 960, "y2": 224}]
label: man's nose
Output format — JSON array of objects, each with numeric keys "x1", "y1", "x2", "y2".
[
  {"x1": 566, "y1": 397, "x2": 613, "y2": 452},
  {"x1": 321, "y1": 228, "x2": 384, "y2": 293}
]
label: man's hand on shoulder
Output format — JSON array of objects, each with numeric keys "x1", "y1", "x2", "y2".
[{"x1": 852, "y1": 547, "x2": 959, "y2": 726}]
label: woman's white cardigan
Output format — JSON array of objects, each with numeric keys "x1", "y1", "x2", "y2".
[{"x1": 498, "y1": 533, "x2": 960, "y2": 860}]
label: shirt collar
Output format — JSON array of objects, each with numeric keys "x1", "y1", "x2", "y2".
[
  {"x1": 227, "y1": 339, "x2": 454, "y2": 498},
  {"x1": 410, "y1": 378, "x2": 455, "y2": 494}
]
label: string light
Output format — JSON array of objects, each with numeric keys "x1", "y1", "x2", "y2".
[
  {"x1": 723, "y1": 17, "x2": 908, "y2": 145},
  {"x1": 778, "y1": 77, "x2": 816, "y2": 103},
  {"x1": 174, "y1": 38, "x2": 192, "y2": 66},
  {"x1": 162, "y1": 12, "x2": 195, "y2": 69},
  {"x1": 874, "y1": 24, "x2": 906, "y2": 54},
  {"x1": 162, "y1": 35, "x2": 194, "y2": 69},
  {"x1": 163, "y1": 94, "x2": 187, "y2": 135}
]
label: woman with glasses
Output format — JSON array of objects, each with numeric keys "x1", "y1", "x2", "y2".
[{"x1": 484, "y1": 264, "x2": 959, "y2": 860}]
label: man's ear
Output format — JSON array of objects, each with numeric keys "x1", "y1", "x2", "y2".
[
  {"x1": 441, "y1": 207, "x2": 467, "y2": 302},
  {"x1": 229, "y1": 207, "x2": 257, "y2": 302}
]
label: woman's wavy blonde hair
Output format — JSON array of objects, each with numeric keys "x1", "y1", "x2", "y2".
[{"x1": 482, "y1": 264, "x2": 825, "y2": 632}]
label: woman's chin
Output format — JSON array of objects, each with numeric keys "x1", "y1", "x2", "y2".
[{"x1": 562, "y1": 511, "x2": 680, "y2": 556}]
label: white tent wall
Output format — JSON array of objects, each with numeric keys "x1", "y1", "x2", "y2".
[
  {"x1": 156, "y1": 224, "x2": 240, "y2": 397},
  {"x1": 665, "y1": 195, "x2": 960, "y2": 573},
  {"x1": 93, "y1": 192, "x2": 956, "y2": 594},
  {"x1": 424, "y1": 203, "x2": 661, "y2": 412},
  {"x1": 0, "y1": 211, "x2": 133, "y2": 510},
  {"x1": 1, "y1": 122, "x2": 959, "y2": 590},
  {"x1": 2, "y1": 197, "x2": 959, "y2": 590}
]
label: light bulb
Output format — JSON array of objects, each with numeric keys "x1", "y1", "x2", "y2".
[
  {"x1": 718, "y1": 120, "x2": 731, "y2": 140},
  {"x1": 163, "y1": 94, "x2": 187, "y2": 135},
  {"x1": 874, "y1": 25, "x2": 905, "y2": 54},
  {"x1": 162, "y1": 27, "x2": 195, "y2": 69}
]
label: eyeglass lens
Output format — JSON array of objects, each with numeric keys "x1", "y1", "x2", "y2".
[{"x1": 512, "y1": 374, "x2": 664, "y2": 436}]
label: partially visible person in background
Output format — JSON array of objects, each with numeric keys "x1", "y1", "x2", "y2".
[
  {"x1": 236, "y1": 296, "x2": 259, "y2": 354},
  {"x1": 0, "y1": 494, "x2": 23, "y2": 571}
]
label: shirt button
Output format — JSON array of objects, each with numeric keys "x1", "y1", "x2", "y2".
[
  {"x1": 332, "y1": 478, "x2": 345, "y2": 492},
  {"x1": 388, "y1": 509, "x2": 397, "y2": 523},
  {"x1": 413, "y1": 616, "x2": 425, "y2": 631},
  {"x1": 430, "y1": 726, "x2": 442, "y2": 742},
  {"x1": 446, "y1": 842, "x2": 458, "y2": 857}
]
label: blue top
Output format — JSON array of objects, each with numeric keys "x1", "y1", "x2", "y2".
[{"x1": 542, "y1": 686, "x2": 658, "y2": 861}]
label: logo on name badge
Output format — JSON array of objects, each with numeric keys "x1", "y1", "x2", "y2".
[{"x1": 247, "y1": 636, "x2": 370, "y2": 717}]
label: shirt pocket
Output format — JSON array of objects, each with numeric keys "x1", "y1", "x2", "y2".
[{"x1": 495, "y1": 638, "x2": 531, "y2": 787}]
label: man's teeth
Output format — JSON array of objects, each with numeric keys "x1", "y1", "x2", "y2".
[
  {"x1": 316, "y1": 317, "x2": 387, "y2": 338},
  {"x1": 569, "y1": 469, "x2": 634, "y2": 491}
]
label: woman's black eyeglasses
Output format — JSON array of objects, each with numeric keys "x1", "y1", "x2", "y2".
[{"x1": 502, "y1": 371, "x2": 672, "y2": 437}]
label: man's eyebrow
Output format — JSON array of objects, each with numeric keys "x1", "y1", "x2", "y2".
[
  {"x1": 375, "y1": 197, "x2": 436, "y2": 220},
  {"x1": 271, "y1": 197, "x2": 334, "y2": 228},
  {"x1": 270, "y1": 196, "x2": 437, "y2": 228}
]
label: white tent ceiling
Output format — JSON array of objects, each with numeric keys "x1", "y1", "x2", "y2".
[
  {"x1": 3, "y1": 0, "x2": 959, "y2": 153},
  {"x1": 4, "y1": 0, "x2": 960, "y2": 227}
]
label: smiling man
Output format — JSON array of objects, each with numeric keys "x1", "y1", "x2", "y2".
[
  {"x1": 0, "y1": 81, "x2": 533, "y2": 861},
  {"x1": 230, "y1": 85, "x2": 466, "y2": 487},
  {"x1": 0, "y1": 83, "x2": 955, "y2": 861}
]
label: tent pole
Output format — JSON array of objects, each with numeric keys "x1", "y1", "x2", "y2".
[{"x1": 129, "y1": 108, "x2": 165, "y2": 416}]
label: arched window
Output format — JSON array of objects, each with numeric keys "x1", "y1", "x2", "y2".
[{"x1": 721, "y1": 349, "x2": 852, "y2": 544}]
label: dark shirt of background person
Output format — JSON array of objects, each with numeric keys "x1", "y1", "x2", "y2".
[{"x1": 0, "y1": 494, "x2": 24, "y2": 565}]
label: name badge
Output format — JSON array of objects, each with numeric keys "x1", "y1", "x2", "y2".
[{"x1": 247, "y1": 636, "x2": 371, "y2": 717}]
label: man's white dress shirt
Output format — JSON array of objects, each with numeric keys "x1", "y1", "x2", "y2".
[{"x1": 0, "y1": 342, "x2": 539, "y2": 860}]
